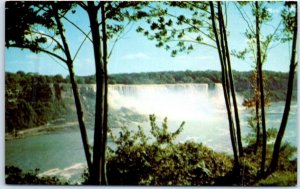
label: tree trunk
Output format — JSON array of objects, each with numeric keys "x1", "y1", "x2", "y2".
[
  {"x1": 210, "y1": 2, "x2": 240, "y2": 169},
  {"x1": 255, "y1": 1, "x2": 267, "y2": 175},
  {"x1": 86, "y1": 2, "x2": 106, "y2": 184},
  {"x1": 254, "y1": 68, "x2": 260, "y2": 154},
  {"x1": 268, "y1": 9, "x2": 297, "y2": 173},
  {"x1": 100, "y1": 2, "x2": 109, "y2": 184},
  {"x1": 217, "y1": 2, "x2": 243, "y2": 157},
  {"x1": 217, "y1": 5, "x2": 231, "y2": 104},
  {"x1": 52, "y1": 3, "x2": 92, "y2": 174},
  {"x1": 67, "y1": 63, "x2": 93, "y2": 174}
]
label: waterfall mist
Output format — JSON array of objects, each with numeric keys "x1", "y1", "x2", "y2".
[{"x1": 107, "y1": 83, "x2": 244, "y2": 153}]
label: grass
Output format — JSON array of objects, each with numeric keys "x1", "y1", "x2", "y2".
[{"x1": 256, "y1": 171, "x2": 297, "y2": 186}]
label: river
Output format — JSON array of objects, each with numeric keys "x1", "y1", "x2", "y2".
[{"x1": 5, "y1": 84, "x2": 298, "y2": 182}]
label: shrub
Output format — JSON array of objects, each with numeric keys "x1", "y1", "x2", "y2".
[
  {"x1": 257, "y1": 171, "x2": 297, "y2": 186},
  {"x1": 5, "y1": 166, "x2": 67, "y2": 185},
  {"x1": 106, "y1": 115, "x2": 233, "y2": 186}
]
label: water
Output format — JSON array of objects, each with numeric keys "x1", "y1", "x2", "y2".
[{"x1": 5, "y1": 84, "x2": 297, "y2": 181}]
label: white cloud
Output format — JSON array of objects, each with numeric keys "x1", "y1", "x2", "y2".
[
  {"x1": 267, "y1": 8, "x2": 280, "y2": 14},
  {"x1": 122, "y1": 52, "x2": 150, "y2": 60},
  {"x1": 175, "y1": 55, "x2": 212, "y2": 62}
]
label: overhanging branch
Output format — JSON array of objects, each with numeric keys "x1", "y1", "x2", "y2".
[{"x1": 6, "y1": 44, "x2": 67, "y2": 63}]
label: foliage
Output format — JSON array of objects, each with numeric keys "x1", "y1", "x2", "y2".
[
  {"x1": 107, "y1": 70, "x2": 296, "y2": 102},
  {"x1": 280, "y1": 2, "x2": 297, "y2": 42},
  {"x1": 243, "y1": 114, "x2": 279, "y2": 147},
  {"x1": 134, "y1": 2, "x2": 213, "y2": 57},
  {"x1": 256, "y1": 171, "x2": 297, "y2": 186},
  {"x1": 106, "y1": 115, "x2": 233, "y2": 185},
  {"x1": 5, "y1": 166, "x2": 67, "y2": 185},
  {"x1": 5, "y1": 72, "x2": 67, "y2": 133},
  {"x1": 7, "y1": 70, "x2": 296, "y2": 102},
  {"x1": 5, "y1": 1, "x2": 76, "y2": 54},
  {"x1": 235, "y1": 143, "x2": 296, "y2": 186},
  {"x1": 241, "y1": 115, "x2": 297, "y2": 185}
]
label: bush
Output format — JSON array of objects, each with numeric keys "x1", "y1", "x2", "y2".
[
  {"x1": 5, "y1": 166, "x2": 67, "y2": 185},
  {"x1": 106, "y1": 115, "x2": 233, "y2": 185},
  {"x1": 257, "y1": 171, "x2": 297, "y2": 186}
]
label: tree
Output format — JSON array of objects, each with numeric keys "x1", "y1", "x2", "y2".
[
  {"x1": 254, "y1": 1, "x2": 268, "y2": 175},
  {"x1": 234, "y1": 1, "x2": 289, "y2": 176},
  {"x1": 209, "y1": 2, "x2": 240, "y2": 171},
  {"x1": 79, "y1": 1, "x2": 147, "y2": 184},
  {"x1": 268, "y1": 2, "x2": 297, "y2": 174},
  {"x1": 5, "y1": 1, "x2": 93, "y2": 175},
  {"x1": 78, "y1": 2, "x2": 107, "y2": 184},
  {"x1": 135, "y1": 1, "x2": 243, "y2": 170}
]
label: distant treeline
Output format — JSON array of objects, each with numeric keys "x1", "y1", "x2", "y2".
[
  {"x1": 6, "y1": 69, "x2": 297, "y2": 94},
  {"x1": 113, "y1": 70, "x2": 297, "y2": 100},
  {"x1": 4, "y1": 70, "x2": 297, "y2": 133},
  {"x1": 6, "y1": 70, "x2": 297, "y2": 91},
  {"x1": 107, "y1": 70, "x2": 295, "y2": 90},
  {"x1": 81, "y1": 70, "x2": 297, "y2": 99}
]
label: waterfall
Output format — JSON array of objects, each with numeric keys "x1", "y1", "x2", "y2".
[
  {"x1": 74, "y1": 83, "x2": 244, "y2": 126},
  {"x1": 109, "y1": 83, "x2": 209, "y2": 96},
  {"x1": 106, "y1": 83, "x2": 229, "y2": 121}
]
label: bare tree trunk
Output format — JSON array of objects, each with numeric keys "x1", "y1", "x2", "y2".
[
  {"x1": 268, "y1": 9, "x2": 297, "y2": 173},
  {"x1": 86, "y1": 1, "x2": 106, "y2": 184},
  {"x1": 254, "y1": 68, "x2": 260, "y2": 154},
  {"x1": 210, "y1": 2, "x2": 240, "y2": 169},
  {"x1": 52, "y1": 3, "x2": 92, "y2": 174},
  {"x1": 67, "y1": 64, "x2": 93, "y2": 174},
  {"x1": 217, "y1": 5, "x2": 231, "y2": 104},
  {"x1": 255, "y1": 1, "x2": 267, "y2": 175},
  {"x1": 100, "y1": 2, "x2": 109, "y2": 184},
  {"x1": 217, "y1": 2, "x2": 243, "y2": 157}
]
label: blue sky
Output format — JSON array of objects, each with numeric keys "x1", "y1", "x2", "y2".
[{"x1": 4, "y1": 2, "x2": 293, "y2": 77}]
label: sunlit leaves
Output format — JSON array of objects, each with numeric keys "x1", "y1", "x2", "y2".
[
  {"x1": 252, "y1": 2, "x2": 272, "y2": 24},
  {"x1": 101, "y1": 2, "x2": 151, "y2": 42},
  {"x1": 196, "y1": 35, "x2": 203, "y2": 42},
  {"x1": 171, "y1": 50, "x2": 177, "y2": 57},
  {"x1": 231, "y1": 49, "x2": 248, "y2": 60},
  {"x1": 177, "y1": 15, "x2": 186, "y2": 24},
  {"x1": 5, "y1": 1, "x2": 77, "y2": 54},
  {"x1": 107, "y1": 114, "x2": 233, "y2": 185},
  {"x1": 135, "y1": 1, "x2": 213, "y2": 58},
  {"x1": 136, "y1": 26, "x2": 144, "y2": 33},
  {"x1": 149, "y1": 114, "x2": 185, "y2": 144},
  {"x1": 166, "y1": 19, "x2": 173, "y2": 27},
  {"x1": 280, "y1": 2, "x2": 297, "y2": 42},
  {"x1": 236, "y1": 2, "x2": 285, "y2": 64}
]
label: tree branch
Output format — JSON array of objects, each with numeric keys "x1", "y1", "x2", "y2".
[
  {"x1": 61, "y1": 16, "x2": 93, "y2": 43},
  {"x1": 6, "y1": 44, "x2": 67, "y2": 63},
  {"x1": 169, "y1": 39, "x2": 217, "y2": 49},
  {"x1": 108, "y1": 21, "x2": 132, "y2": 59},
  {"x1": 31, "y1": 30, "x2": 65, "y2": 52},
  {"x1": 73, "y1": 30, "x2": 92, "y2": 61},
  {"x1": 261, "y1": 21, "x2": 282, "y2": 63},
  {"x1": 234, "y1": 3, "x2": 255, "y2": 34},
  {"x1": 78, "y1": 2, "x2": 88, "y2": 11},
  {"x1": 146, "y1": 4, "x2": 216, "y2": 43}
]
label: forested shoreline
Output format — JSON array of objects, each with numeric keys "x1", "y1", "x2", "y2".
[
  {"x1": 7, "y1": 69, "x2": 296, "y2": 87},
  {"x1": 6, "y1": 69, "x2": 297, "y2": 97},
  {"x1": 5, "y1": 69, "x2": 296, "y2": 134}
]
